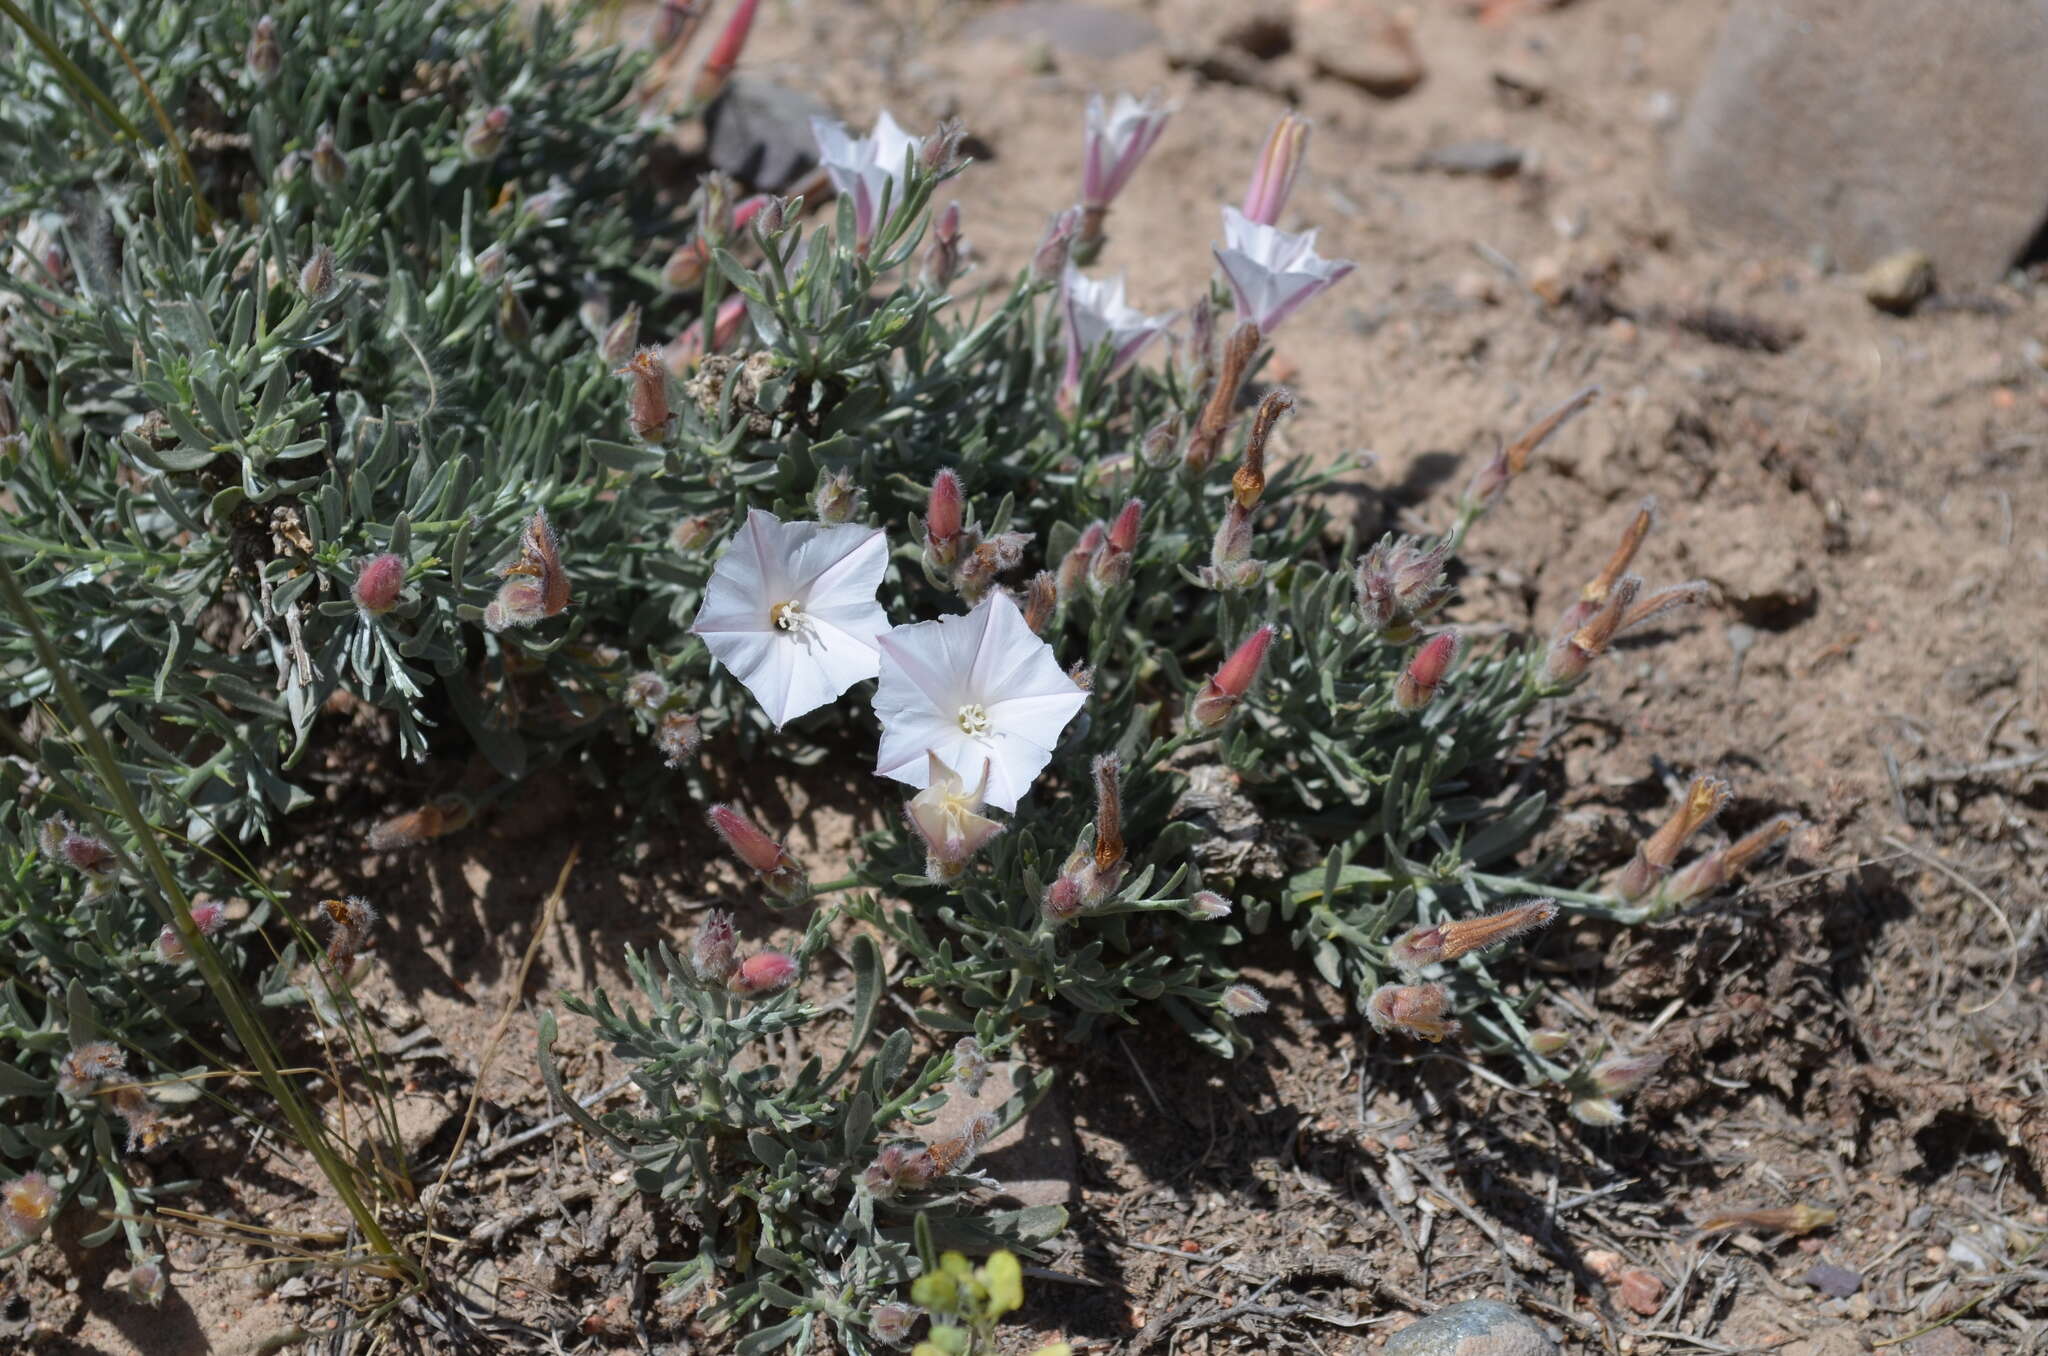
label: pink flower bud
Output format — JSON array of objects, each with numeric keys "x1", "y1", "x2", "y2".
[
  {"x1": 693, "y1": 0, "x2": 759, "y2": 103},
  {"x1": 1394, "y1": 630, "x2": 1461, "y2": 712},
  {"x1": 1189, "y1": 891, "x2": 1232, "y2": 920},
  {"x1": 1190, "y1": 624, "x2": 1276, "y2": 729},
  {"x1": 707, "y1": 804, "x2": 808, "y2": 900},
  {"x1": 1242, "y1": 111, "x2": 1311, "y2": 227},
  {"x1": 157, "y1": 900, "x2": 227, "y2": 962},
  {"x1": 692, "y1": 909, "x2": 739, "y2": 982},
  {"x1": 1366, "y1": 982, "x2": 1460, "y2": 1042},
  {"x1": 1031, "y1": 207, "x2": 1082, "y2": 283},
  {"x1": 924, "y1": 469, "x2": 965, "y2": 563},
  {"x1": 1588, "y1": 1051, "x2": 1666, "y2": 1098},
  {"x1": 462, "y1": 104, "x2": 512, "y2": 161},
  {"x1": 728, "y1": 950, "x2": 797, "y2": 999},
  {"x1": 353, "y1": 553, "x2": 406, "y2": 615},
  {"x1": 1088, "y1": 498, "x2": 1142, "y2": 592},
  {"x1": 1042, "y1": 873, "x2": 1084, "y2": 924},
  {"x1": 1056, "y1": 520, "x2": 1105, "y2": 600},
  {"x1": 1220, "y1": 983, "x2": 1269, "y2": 1016}
]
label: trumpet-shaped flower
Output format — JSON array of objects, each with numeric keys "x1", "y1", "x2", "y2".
[
  {"x1": 1062, "y1": 267, "x2": 1172, "y2": 392},
  {"x1": 810, "y1": 110, "x2": 922, "y2": 243},
  {"x1": 873, "y1": 592, "x2": 1088, "y2": 812},
  {"x1": 692, "y1": 509, "x2": 889, "y2": 729},
  {"x1": 1213, "y1": 206, "x2": 1355, "y2": 334},
  {"x1": 1083, "y1": 92, "x2": 1173, "y2": 210}
]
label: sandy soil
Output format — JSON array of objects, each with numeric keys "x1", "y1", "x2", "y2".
[{"x1": 16, "y1": 1, "x2": 2045, "y2": 1352}]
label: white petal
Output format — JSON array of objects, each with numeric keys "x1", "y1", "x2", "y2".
[
  {"x1": 875, "y1": 709, "x2": 966, "y2": 787},
  {"x1": 978, "y1": 732, "x2": 1057, "y2": 812}
]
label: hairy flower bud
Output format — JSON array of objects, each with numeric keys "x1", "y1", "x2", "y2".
[
  {"x1": 473, "y1": 241, "x2": 507, "y2": 283},
  {"x1": 298, "y1": 243, "x2": 337, "y2": 301},
  {"x1": 1090, "y1": 753, "x2": 1125, "y2": 876},
  {"x1": 1463, "y1": 386, "x2": 1599, "y2": 515},
  {"x1": 923, "y1": 199, "x2": 965, "y2": 288},
  {"x1": 1141, "y1": 411, "x2": 1182, "y2": 469},
  {"x1": 1389, "y1": 899, "x2": 1559, "y2": 971},
  {"x1": 812, "y1": 468, "x2": 863, "y2": 524},
  {"x1": 923, "y1": 469, "x2": 967, "y2": 568},
  {"x1": 1588, "y1": 1051, "x2": 1666, "y2": 1097},
  {"x1": 1242, "y1": 111, "x2": 1311, "y2": 227},
  {"x1": 1663, "y1": 814, "x2": 1800, "y2": 906},
  {"x1": 692, "y1": 909, "x2": 739, "y2": 982},
  {"x1": 1042, "y1": 872, "x2": 1085, "y2": 924},
  {"x1": 158, "y1": 900, "x2": 228, "y2": 963},
  {"x1": 1543, "y1": 575, "x2": 1640, "y2": 686},
  {"x1": 951, "y1": 1036, "x2": 991, "y2": 1096},
  {"x1": 352, "y1": 553, "x2": 405, "y2": 616},
  {"x1": 1393, "y1": 630, "x2": 1461, "y2": 711},
  {"x1": 321, "y1": 895, "x2": 377, "y2": 974},
  {"x1": 1031, "y1": 207, "x2": 1082, "y2": 283},
  {"x1": 1055, "y1": 521, "x2": 1105, "y2": 601},
  {"x1": 728, "y1": 950, "x2": 797, "y2": 999},
  {"x1": 707, "y1": 804, "x2": 807, "y2": 900},
  {"x1": 870, "y1": 1303, "x2": 918, "y2": 1346},
  {"x1": 309, "y1": 125, "x2": 348, "y2": 188},
  {"x1": 1190, "y1": 624, "x2": 1275, "y2": 729},
  {"x1": 1528, "y1": 1028, "x2": 1572, "y2": 1056},
  {"x1": 655, "y1": 711, "x2": 703, "y2": 767},
  {"x1": 1233, "y1": 390, "x2": 1290, "y2": 509},
  {"x1": 1570, "y1": 1096, "x2": 1625, "y2": 1127},
  {"x1": 599, "y1": 303, "x2": 641, "y2": 364},
  {"x1": 1189, "y1": 890, "x2": 1232, "y2": 920},
  {"x1": 42, "y1": 817, "x2": 116, "y2": 878},
  {"x1": 921, "y1": 117, "x2": 966, "y2": 175},
  {"x1": 1183, "y1": 322, "x2": 1259, "y2": 476},
  {"x1": 246, "y1": 16, "x2": 283, "y2": 85},
  {"x1": 57, "y1": 1041, "x2": 125, "y2": 1098},
  {"x1": 1220, "y1": 983, "x2": 1269, "y2": 1016},
  {"x1": 615, "y1": 347, "x2": 673, "y2": 444},
  {"x1": 1021, "y1": 571, "x2": 1057, "y2": 636},
  {"x1": 1556, "y1": 498, "x2": 1656, "y2": 637},
  {"x1": 483, "y1": 509, "x2": 570, "y2": 633},
  {"x1": 1366, "y1": 982, "x2": 1460, "y2": 1042},
  {"x1": 3, "y1": 1172, "x2": 59, "y2": 1243},
  {"x1": 462, "y1": 104, "x2": 512, "y2": 161},
  {"x1": 661, "y1": 240, "x2": 708, "y2": 291},
  {"x1": 1088, "y1": 498, "x2": 1142, "y2": 592},
  {"x1": 498, "y1": 285, "x2": 531, "y2": 342},
  {"x1": 1614, "y1": 776, "x2": 1730, "y2": 902}
]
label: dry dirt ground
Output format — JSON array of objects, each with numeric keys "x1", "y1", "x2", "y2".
[{"x1": 13, "y1": 1, "x2": 2046, "y2": 1353}]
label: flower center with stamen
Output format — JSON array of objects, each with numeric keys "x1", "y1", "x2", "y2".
[
  {"x1": 956, "y1": 703, "x2": 991, "y2": 736},
  {"x1": 771, "y1": 599, "x2": 808, "y2": 634}
]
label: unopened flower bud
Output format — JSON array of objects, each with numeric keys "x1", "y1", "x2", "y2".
[
  {"x1": 1570, "y1": 1096, "x2": 1625, "y2": 1127},
  {"x1": 1141, "y1": 411, "x2": 1182, "y2": 469},
  {"x1": 671, "y1": 514, "x2": 718, "y2": 552},
  {"x1": 321, "y1": 895, "x2": 377, "y2": 973},
  {"x1": 2, "y1": 1171, "x2": 58, "y2": 1243},
  {"x1": 707, "y1": 804, "x2": 807, "y2": 900},
  {"x1": 309, "y1": 125, "x2": 348, "y2": 188},
  {"x1": 623, "y1": 671, "x2": 670, "y2": 714},
  {"x1": 870, "y1": 1302, "x2": 918, "y2": 1346},
  {"x1": 43, "y1": 817, "x2": 117, "y2": 877},
  {"x1": 57, "y1": 1041, "x2": 125, "y2": 1097},
  {"x1": 617, "y1": 347, "x2": 673, "y2": 444},
  {"x1": 951, "y1": 1036, "x2": 991, "y2": 1096},
  {"x1": 352, "y1": 553, "x2": 405, "y2": 615},
  {"x1": 923, "y1": 200, "x2": 965, "y2": 288},
  {"x1": 1233, "y1": 389, "x2": 1290, "y2": 509},
  {"x1": 121, "y1": 1257, "x2": 167, "y2": 1306},
  {"x1": 692, "y1": 909, "x2": 739, "y2": 982},
  {"x1": 1190, "y1": 624, "x2": 1275, "y2": 729},
  {"x1": 1181, "y1": 292, "x2": 1217, "y2": 393},
  {"x1": 1021, "y1": 571, "x2": 1057, "y2": 635},
  {"x1": 473, "y1": 242, "x2": 507, "y2": 282},
  {"x1": 1031, "y1": 207, "x2": 1082, "y2": 283},
  {"x1": 728, "y1": 950, "x2": 797, "y2": 999},
  {"x1": 923, "y1": 469, "x2": 966, "y2": 568},
  {"x1": 1528, "y1": 1028, "x2": 1571, "y2": 1056},
  {"x1": 1366, "y1": 982, "x2": 1460, "y2": 1042},
  {"x1": 246, "y1": 16, "x2": 282, "y2": 85},
  {"x1": 1183, "y1": 322, "x2": 1258, "y2": 476},
  {"x1": 462, "y1": 104, "x2": 512, "y2": 161},
  {"x1": 1042, "y1": 873, "x2": 1084, "y2": 924},
  {"x1": 692, "y1": 0, "x2": 759, "y2": 103},
  {"x1": 498, "y1": 285, "x2": 531, "y2": 342},
  {"x1": 1615, "y1": 776, "x2": 1730, "y2": 902},
  {"x1": 1204, "y1": 502, "x2": 1263, "y2": 591},
  {"x1": 813, "y1": 468, "x2": 863, "y2": 523},
  {"x1": 1393, "y1": 630, "x2": 1461, "y2": 711},
  {"x1": 1088, "y1": 498, "x2": 1142, "y2": 592},
  {"x1": 1388, "y1": 899, "x2": 1559, "y2": 970},
  {"x1": 1242, "y1": 110, "x2": 1311, "y2": 227},
  {"x1": 1056, "y1": 520, "x2": 1105, "y2": 600},
  {"x1": 1189, "y1": 890, "x2": 1232, "y2": 920},
  {"x1": 298, "y1": 243, "x2": 337, "y2": 301},
  {"x1": 1588, "y1": 1051, "x2": 1666, "y2": 1098},
  {"x1": 1220, "y1": 983, "x2": 1269, "y2": 1016},
  {"x1": 655, "y1": 711, "x2": 702, "y2": 767},
  {"x1": 600, "y1": 304, "x2": 641, "y2": 364},
  {"x1": 158, "y1": 900, "x2": 227, "y2": 962},
  {"x1": 662, "y1": 240, "x2": 708, "y2": 291},
  {"x1": 1663, "y1": 814, "x2": 1800, "y2": 906},
  {"x1": 1543, "y1": 575, "x2": 1640, "y2": 686},
  {"x1": 1090, "y1": 753, "x2": 1125, "y2": 875}
]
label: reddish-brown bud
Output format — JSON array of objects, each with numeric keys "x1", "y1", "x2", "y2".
[
  {"x1": 707, "y1": 804, "x2": 807, "y2": 900},
  {"x1": 693, "y1": 0, "x2": 759, "y2": 103},
  {"x1": 728, "y1": 950, "x2": 797, "y2": 999},
  {"x1": 1233, "y1": 389, "x2": 1290, "y2": 509},
  {"x1": 925, "y1": 469, "x2": 965, "y2": 558},
  {"x1": 1088, "y1": 498, "x2": 1142, "y2": 592},
  {"x1": 1056, "y1": 520, "x2": 1105, "y2": 601},
  {"x1": 1091, "y1": 753, "x2": 1125, "y2": 874},
  {"x1": 1543, "y1": 575, "x2": 1641, "y2": 685},
  {"x1": 1366, "y1": 983, "x2": 1460, "y2": 1042},
  {"x1": 1191, "y1": 624, "x2": 1276, "y2": 729},
  {"x1": 1615, "y1": 776, "x2": 1730, "y2": 902},
  {"x1": 1664, "y1": 814, "x2": 1800, "y2": 905},
  {"x1": 352, "y1": 553, "x2": 406, "y2": 615},
  {"x1": 617, "y1": 347, "x2": 673, "y2": 444},
  {"x1": 1021, "y1": 571, "x2": 1057, "y2": 635},
  {"x1": 1184, "y1": 322, "x2": 1259, "y2": 476},
  {"x1": 1388, "y1": 899, "x2": 1559, "y2": 971},
  {"x1": 1393, "y1": 630, "x2": 1461, "y2": 711}
]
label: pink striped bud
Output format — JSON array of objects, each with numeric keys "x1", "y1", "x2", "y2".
[
  {"x1": 1031, "y1": 207, "x2": 1082, "y2": 283},
  {"x1": 1190, "y1": 625, "x2": 1275, "y2": 729},
  {"x1": 1242, "y1": 111, "x2": 1310, "y2": 227},
  {"x1": 1088, "y1": 498, "x2": 1142, "y2": 592},
  {"x1": 707, "y1": 804, "x2": 807, "y2": 900},
  {"x1": 353, "y1": 553, "x2": 406, "y2": 615},
  {"x1": 1189, "y1": 891, "x2": 1232, "y2": 920},
  {"x1": 1056, "y1": 520, "x2": 1105, "y2": 600},
  {"x1": 728, "y1": 950, "x2": 797, "y2": 999},
  {"x1": 1393, "y1": 630, "x2": 1461, "y2": 711},
  {"x1": 924, "y1": 469, "x2": 965, "y2": 565}
]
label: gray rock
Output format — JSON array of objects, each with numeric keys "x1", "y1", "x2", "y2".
[
  {"x1": 961, "y1": 2, "x2": 1160, "y2": 59},
  {"x1": 1384, "y1": 1299, "x2": 1559, "y2": 1356},
  {"x1": 703, "y1": 77, "x2": 832, "y2": 191},
  {"x1": 1669, "y1": 0, "x2": 2048, "y2": 281}
]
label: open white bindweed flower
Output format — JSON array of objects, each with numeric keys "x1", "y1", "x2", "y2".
[
  {"x1": 906, "y1": 752, "x2": 1006, "y2": 879},
  {"x1": 1062, "y1": 266, "x2": 1173, "y2": 392},
  {"x1": 873, "y1": 592, "x2": 1089, "y2": 812},
  {"x1": 692, "y1": 509, "x2": 890, "y2": 729},
  {"x1": 809, "y1": 110, "x2": 921, "y2": 244},
  {"x1": 1212, "y1": 205, "x2": 1355, "y2": 334}
]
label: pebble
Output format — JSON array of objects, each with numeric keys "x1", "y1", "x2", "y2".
[
  {"x1": 1861, "y1": 249, "x2": 1936, "y2": 314},
  {"x1": 1617, "y1": 1268, "x2": 1665, "y2": 1315},
  {"x1": 703, "y1": 77, "x2": 831, "y2": 191},
  {"x1": 1304, "y1": 10, "x2": 1425, "y2": 98},
  {"x1": 1384, "y1": 1299, "x2": 1560, "y2": 1356},
  {"x1": 1802, "y1": 1262, "x2": 1863, "y2": 1298}
]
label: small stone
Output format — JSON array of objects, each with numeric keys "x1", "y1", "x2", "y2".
[
  {"x1": 1303, "y1": 9, "x2": 1424, "y2": 98},
  {"x1": 1526, "y1": 254, "x2": 1569, "y2": 306},
  {"x1": 962, "y1": 1, "x2": 1160, "y2": 58},
  {"x1": 1453, "y1": 269, "x2": 1500, "y2": 304},
  {"x1": 1861, "y1": 249, "x2": 1935, "y2": 314},
  {"x1": 1618, "y1": 1268, "x2": 1665, "y2": 1315},
  {"x1": 1584, "y1": 1249, "x2": 1626, "y2": 1281},
  {"x1": 703, "y1": 77, "x2": 833, "y2": 191},
  {"x1": 1384, "y1": 1299, "x2": 1560, "y2": 1356}
]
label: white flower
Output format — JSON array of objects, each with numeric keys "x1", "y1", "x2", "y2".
[
  {"x1": 906, "y1": 752, "x2": 1005, "y2": 878},
  {"x1": 873, "y1": 592, "x2": 1088, "y2": 812},
  {"x1": 1082, "y1": 92, "x2": 1173, "y2": 209},
  {"x1": 809, "y1": 110, "x2": 922, "y2": 243},
  {"x1": 691, "y1": 509, "x2": 889, "y2": 729},
  {"x1": 1213, "y1": 205, "x2": 1355, "y2": 334},
  {"x1": 1062, "y1": 266, "x2": 1172, "y2": 390}
]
